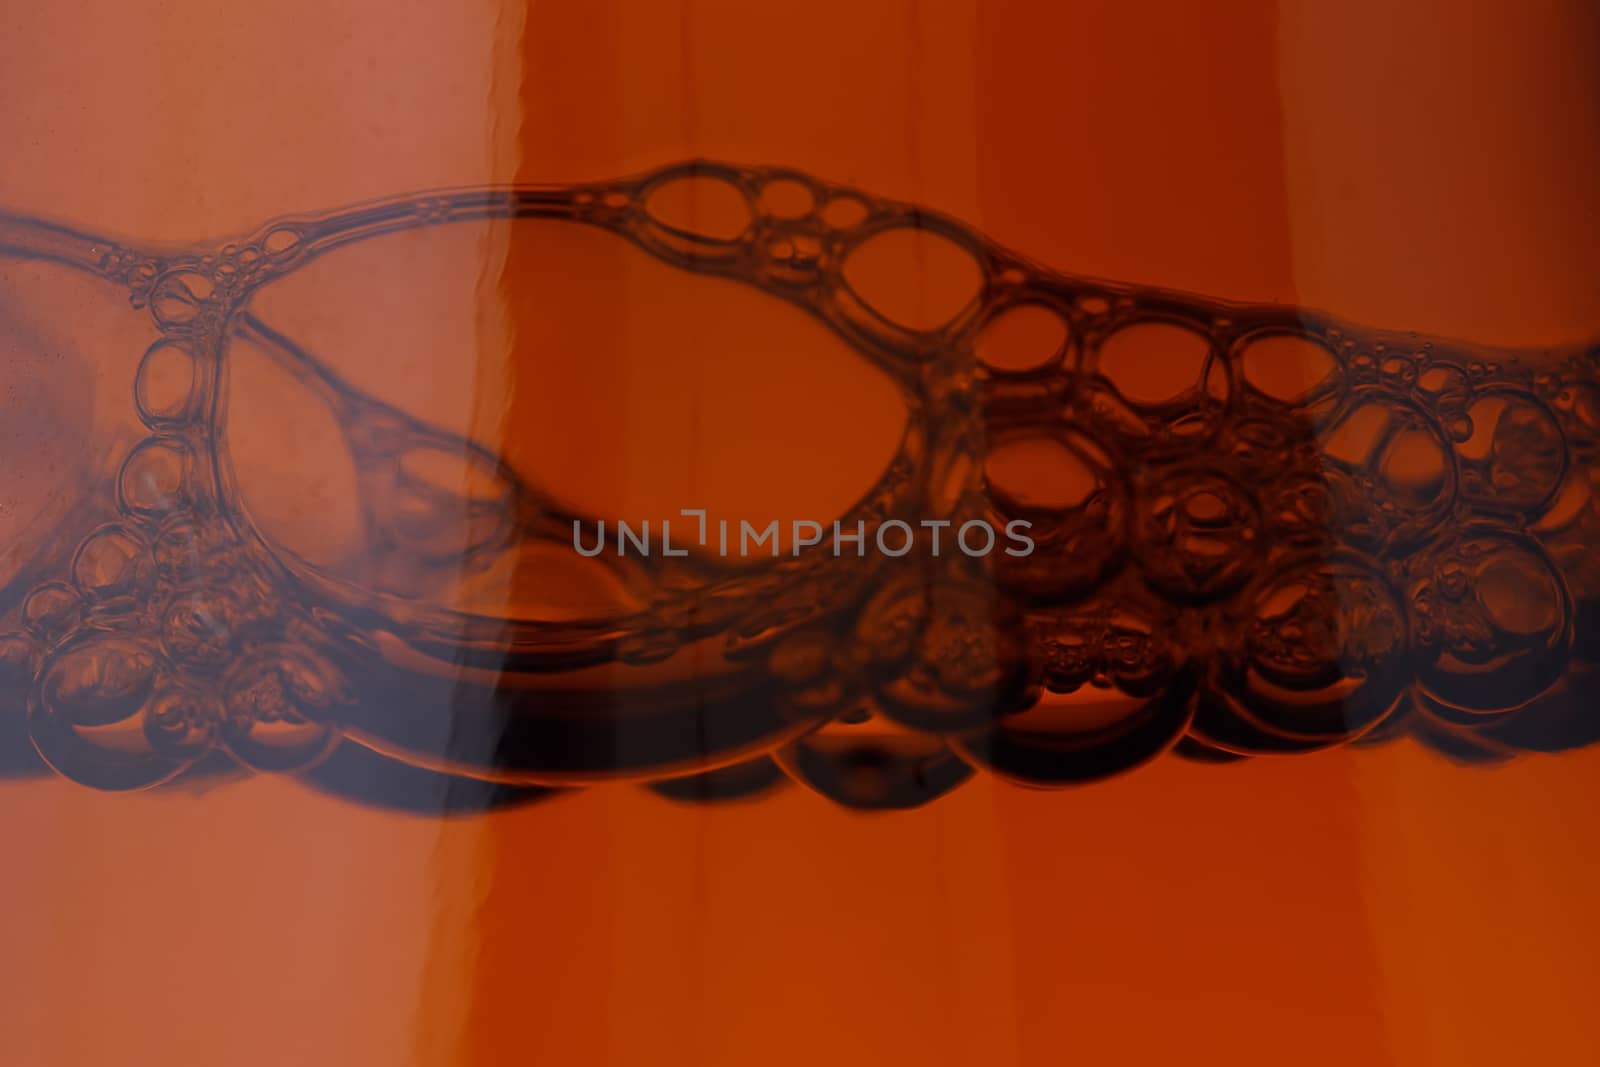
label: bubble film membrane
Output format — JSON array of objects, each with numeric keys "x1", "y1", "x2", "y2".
[{"x1": 2, "y1": 160, "x2": 1598, "y2": 810}]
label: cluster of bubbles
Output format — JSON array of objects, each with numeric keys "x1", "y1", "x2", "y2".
[
  {"x1": 1, "y1": 411, "x2": 349, "y2": 789},
  {"x1": 2, "y1": 160, "x2": 1598, "y2": 812}
]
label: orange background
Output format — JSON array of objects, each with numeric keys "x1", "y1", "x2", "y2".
[{"x1": 3, "y1": 2, "x2": 1599, "y2": 1065}]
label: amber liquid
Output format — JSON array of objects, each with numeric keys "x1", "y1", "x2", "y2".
[{"x1": 3, "y1": 2, "x2": 1599, "y2": 1065}]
